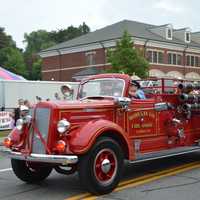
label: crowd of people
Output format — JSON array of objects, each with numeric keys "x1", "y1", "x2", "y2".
[
  {"x1": 5, "y1": 81, "x2": 145, "y2": 129},
  {"x1": 7, "y1": 84, "x2": 74, "y2": 129}
]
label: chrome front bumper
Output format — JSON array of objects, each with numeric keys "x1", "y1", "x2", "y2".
[{"x1": 0, "y1": 147, "x2": 78, "y2": 165}]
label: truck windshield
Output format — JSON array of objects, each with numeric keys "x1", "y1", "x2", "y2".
[{"x1": 79, "y1": 78, "x2": 125, "y2": 98}]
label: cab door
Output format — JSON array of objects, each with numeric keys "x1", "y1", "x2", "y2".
[{"x1": 127, "y1": 99, "x2": 166, "y2": 154}]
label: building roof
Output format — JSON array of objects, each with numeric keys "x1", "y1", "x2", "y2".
[
  {"x1": 42, "y1": 20, "x2": 200, "y2": 52},
  {"x1": 72, "y1": 67, "x2": 103, "y2": 80},
  {"x1": 73, "y1": 67, "x2": 103, "y2": 77}
]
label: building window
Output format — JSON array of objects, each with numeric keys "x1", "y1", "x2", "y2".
[
  {"x1": 168, "y1": 53, "x2": 182, "y2": 65},
  {"x1": 153, "y1": 51, "x2": 157, "y2": 63},
  {"x1": 186, "y1": 55, "x2": 190, "y2": 66},
  {"x1": 173, "y1": 54, "x2": 176, "y2": 65},
  {"x1": 195, "y1": 57, "x2": 199, "y2": 67},
  {"x1": 85, "y1": 52, "x2": 96, "y2": 65},
  {"x1": 177, "y1": 55, "x2": 182, "y2": 65},
  {"x1": 158, "y1": 52, "x2": 163, "y2": 63},
  {"x1": 147, "y1": 51, "x2": 153, "y2": 62},
  {"x1": 185, "y1": 32, "x2": 191, "y2": 43},
  {"x1": 191, "y1": 56, "x2": 194, "y2": 66},
  {"x1": 186, "y1": 55, "x2": 200, "y2": 67},
  {"x1": 166, "y1": 28, "x2": 172, "y2": 40},
  {"x1": 147, "y1": 50, "x2": 164, "y2": 64},
  {"x1": 168, "y1": 53, "x2": 172, "y2": 64}
]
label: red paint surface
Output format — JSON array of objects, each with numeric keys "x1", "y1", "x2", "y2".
[{"x1": 7, "y1": 74, "x2": 200, "y2": 161}]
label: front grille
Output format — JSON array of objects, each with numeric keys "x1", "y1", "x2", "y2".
[{"x1": 32, "y1": 108, "x2": 50, "y2": 154}]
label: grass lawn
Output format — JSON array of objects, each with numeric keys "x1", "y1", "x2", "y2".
[{"x1": 0, "y1": 130, "x2": 10, "y2": 138}]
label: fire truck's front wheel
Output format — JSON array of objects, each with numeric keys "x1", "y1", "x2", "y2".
[
  {"x1": 11, "y1": 159, "x2": 52, "y2": 183},
  {"x1": 78, "y1": 137, "x2": 124, "y2": 195}
]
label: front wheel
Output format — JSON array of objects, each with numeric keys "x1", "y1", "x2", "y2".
[
  {"x1": 78, "y1": 137, "x2": 124, "y2": 195},
  {"x1": 11, "y1": 159, "x2": 52, "y2": 183}
]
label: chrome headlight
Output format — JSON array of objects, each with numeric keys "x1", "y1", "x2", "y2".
[
  {"x1": 16, "y1": 119, "x2": 24, "y2": 131},
  {"x1": 57, "y1": 119, "x2": 70, "y2": 133}
]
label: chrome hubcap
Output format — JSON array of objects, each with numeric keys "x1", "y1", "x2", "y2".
[
  {"x1": 101, "y1": 158, "x2": 111, "y2": 173},
  {"x1": 94, "y1": 148, "x2": 118, "y2": 186}
]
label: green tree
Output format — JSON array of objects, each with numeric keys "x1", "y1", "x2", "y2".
[
  {"x1": 23, "y1": 30, "x2": 56, "y2": 80},
  {"x1": 0, "y1": 47, "x2": 27, "y2": 77},
  {"x1": 0, "y1": 27, "x2": 16, "y2": 49},
  {"x1": 107, "y1": 31, "x2": 149, "y2": 78},
  {"x1": 31, "y1": 58, "x2": 42, "y2": 80},
  {"x1": 49, "y1": 22, "x2": 90, "y2": 43},
  {"x1": 79, "y1": 22, "x2": 90, "y2": 34},
  {"x1": 0, "y1": 27, "x2": 27, "y2": 77},
  {"x1": 24, "y1": 30, "x2": 55, "y2": 54},
  {"x1": 24, "y1": 23, "x2": 90, "y2": 80}
]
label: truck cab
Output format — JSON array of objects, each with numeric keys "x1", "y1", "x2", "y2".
[{"x1": 1, "y1": 73, "x2": 200, "y2": 195}]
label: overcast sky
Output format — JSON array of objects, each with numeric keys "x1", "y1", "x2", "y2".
[{"x1": 0, "y1": 0, "x2": 199, "y2": 49}]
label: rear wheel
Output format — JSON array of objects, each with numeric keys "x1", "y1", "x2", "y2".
[
  {"x1": 11, "y1": 159, "x2": 52, "y2": 183},
  {"x1": 78, "y1": 137, "x2": 124, "y2": 195}
]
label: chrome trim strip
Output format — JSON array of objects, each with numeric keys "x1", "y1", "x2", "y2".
[
  {"x1": 0, "y1": 147, "x2": 78, "y2": 165},
  {"x1": 129, "y1": 147, "x2": 200, "y2": 164}
]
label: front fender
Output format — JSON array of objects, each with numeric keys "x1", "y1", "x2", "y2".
[
  {"x1": 68, "y1": 119, "x2": 134, "y2": 159},
  {"x1": 8, "y1": 128, "x2": 21, "y2": 144}
]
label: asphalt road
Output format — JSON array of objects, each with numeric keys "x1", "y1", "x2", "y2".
[{"x1": 1, "y1": 152, "x2": 200, "y2": 200}]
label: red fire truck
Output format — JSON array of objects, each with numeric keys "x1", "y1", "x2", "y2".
[{"x1": 1, "y1": 73, "x2": 200, "y2": 195}]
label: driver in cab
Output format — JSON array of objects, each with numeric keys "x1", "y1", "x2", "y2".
[
  {"x1": 100, "y1": 81, "x2": 122, "y2": 97},
  {"x1": 129, "y1": 80, "x2": 146, "y2": 99}
]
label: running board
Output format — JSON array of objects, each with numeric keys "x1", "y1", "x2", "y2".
[{"x1": 128, "y1": 146, "x2": 200, "y2": 164}]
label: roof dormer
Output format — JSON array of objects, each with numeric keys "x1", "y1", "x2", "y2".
[
  {"x1": 174, "y1": 27, "x2": 191, "y2": 43},
  {"x1": 191, "y1": 32, "x2": 200, "y2": 44},
  {"x1": 149, "y1": 24, "x2": 173, "y2": 40},
  {"x1": 166, "y1": 24, "x2": 173, "y2": 40},
  {"x1": 185, "y1": 29, "x2": 191, "y2": 43}
]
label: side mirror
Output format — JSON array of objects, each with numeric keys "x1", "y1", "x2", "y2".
[{"x1": 116, "y1": 97, "x2": 131, "y2": 110}]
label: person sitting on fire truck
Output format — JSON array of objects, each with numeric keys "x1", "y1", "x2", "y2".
[
  {"x1": 129, "y1": 80, "x2": 146, "y2": 99},
  {"x1": 61, "y1": 84, "x2": 73, "y2": 100}
]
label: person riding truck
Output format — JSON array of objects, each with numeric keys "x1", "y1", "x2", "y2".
[{"x1": 128, "y1": 80, "x2": 146, "y2": 99}]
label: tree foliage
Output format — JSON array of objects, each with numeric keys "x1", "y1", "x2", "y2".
[
  {"x1": 0, "y1": 27, "x2": 26, "y2": 77},
  {"x1": 0, "y1": 27, "x2": 16, "y2": 49},
  {"x1": 23, "y1": 30, "x2": 56, "y2": 80},
  {"x1": 24, "y1": 30, "x2": 55, "y2": 55},
  {"x1": 0, "y1": 23, "x2": 90, "y2": 80},
  {"x1": 0, "y1": 47, "x2": 27, "y2": 77},
  {"x1": 107, "y1": 31, "x2": 149, "y2": 78},
  {"x1": 49, "y1": 22, "x2": 90, "y2": 43},
  {"x1": 23, "y1": 22, "x2": 90, "y2": 80}
]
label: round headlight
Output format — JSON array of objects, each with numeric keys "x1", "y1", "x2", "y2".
[
  {"x1": 16, "y1": 119, "x2": 24, "y2": 131},
  {"x1": 57, "y1": 119, "x2": 70, "y2": 133}
]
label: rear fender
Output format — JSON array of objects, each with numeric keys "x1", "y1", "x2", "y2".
[{"x1": 68, "y1": 119, "x2": 134, "y2": 160}]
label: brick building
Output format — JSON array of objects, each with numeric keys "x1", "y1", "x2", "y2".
[{"x1": 39, "y1": 20, "x2": 200, "y2": 81}]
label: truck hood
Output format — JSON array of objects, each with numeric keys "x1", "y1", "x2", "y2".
[
  {"x1": 35, "y1": 99, "x2": 117, "y2": 125},
  {"x1": 51, "y1": 99, "x2": 117, "y2": 125},
  {"x1": 51, "y1": 99, "x2": 117, "y2": 110}
]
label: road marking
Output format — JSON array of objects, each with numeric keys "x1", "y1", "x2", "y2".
[
  {"x1": 0, "y1": 168, "x2": 12, "y2": 173},
  {"x1": 115, "y1": 162, "x2": 200, "y2": 192},
  {"x1": 65, "y1": 161, "x2": 200, "y2": 200},
  {"x1": 65, "y1": 193, "x2": 91, "y2": 200}
]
